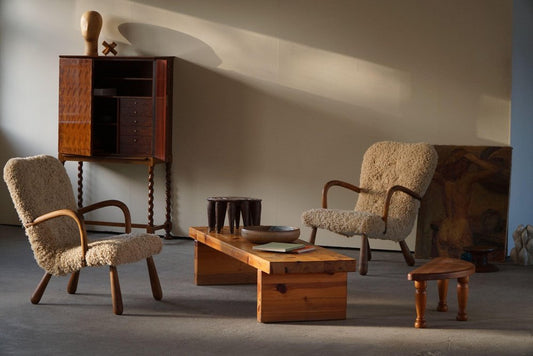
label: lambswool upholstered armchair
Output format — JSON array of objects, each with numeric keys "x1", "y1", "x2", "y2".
[
  {"x1": 3, "y1": 155, "x2": 163, "y2": 315},
  {"x1": 302, "y1": 141, "x2": 438, "y2": 275}
]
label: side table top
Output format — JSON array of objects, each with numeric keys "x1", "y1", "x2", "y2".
[
  {"x1": 189, "y1": 226, "x2": 356, "y2": 275},
  {"x1": 408, "y1": 257, "x2": 475, "y2": 281}
]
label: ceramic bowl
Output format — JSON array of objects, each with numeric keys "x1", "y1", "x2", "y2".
[{"x1": 241, "y1": 226, "x2": 300, "y2": 243}]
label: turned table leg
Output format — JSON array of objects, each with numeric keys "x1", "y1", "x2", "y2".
[
  {"x1": 414, "y1": 280, "x2": 427, "y2": 328},
  {"x1": 437, "y1": 279, "x2": 449, "y2": 312},
  {"x1": 456, "y1": 276, "x2": 469, "y2": 321}
]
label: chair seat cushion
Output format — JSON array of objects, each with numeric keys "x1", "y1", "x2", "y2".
[
  {"x1": 85, "y1": 233, "x2": 163, "y2": 267},
  {"x1": 302, "y1": 208, "x2": 386, "y2": 238},
  {"x1": 51, "y1": 233, "x2": 162, "y2": 275}
]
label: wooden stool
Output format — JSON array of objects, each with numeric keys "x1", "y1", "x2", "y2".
[
  {"x1": 207, "y1": 197, "x2": 262, "y2": 234},
  {"x1": 407, "y1": 257, "x2": 475, "y2": 328},
  {"x1": 463, "y1": 245, "x2": 499, "y2": 273}
]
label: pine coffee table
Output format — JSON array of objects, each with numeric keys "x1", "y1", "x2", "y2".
[{"x1": 189, "y1": 226, "x2": 356, "y2": 323}]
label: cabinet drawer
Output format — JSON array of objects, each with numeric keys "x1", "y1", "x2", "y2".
[
  {"x1": 120, "y1": 116, "x2": 152, "y2": 127},
  {"x1": 120, "y1": 125, "x2": 152, "y2": 136},
  {"x1": 119, "y1": 135, "x2": 152, "y2": 155},
  {"x1": 120, "y1": 98, "x2": 153, "y2": 117}
]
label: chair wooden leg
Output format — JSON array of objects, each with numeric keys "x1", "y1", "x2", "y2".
[
  {"x1": 309, "y1": 227, "x2": 318, "y2": 244},
  {"x1": 366, "y1": 238, "x2": 372, "y2": 261},
  {"x1": 146, "y1": 257, "x2": 163, "y2": 300},
  {"x1": 31, "y1": 272, "x2": 52, "y2": 304},
  {"x1": 359, "y1": 235, "x2": 369, "y2": 275},
  {"x1": 67, "y1": 270, "x2": 80, "y2": 294},
  {"x1": 399, "y1": 240, "x2": 415, "y2": 266},
  {"x1": 109, "y1": 266, "x2": 123, "y2": 315}
]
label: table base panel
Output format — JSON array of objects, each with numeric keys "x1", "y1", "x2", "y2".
[
  {"x1": 257, "y1": 271, "x2": 347, "y2": 323},
  {"x1": 195, "y1": 242, "x2": 256, "y2": 285}
]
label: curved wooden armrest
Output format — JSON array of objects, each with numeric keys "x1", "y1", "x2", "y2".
[
  {"x1": 25, "y1": 209, "x2": 89, "y2": 259},
  {"x1": 78, "y1": 200, "x2": 132, "y2": 233},
  {"x1": 382, "y1": 185, "x2": 422, "y2": 234},
  {"x1": 322, "y1": 180, "x2": 361, "y2": 209}
]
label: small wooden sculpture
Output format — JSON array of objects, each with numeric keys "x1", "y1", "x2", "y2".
[
  {"x1": 80, "y1": 11, "x2": 103, "y2": 56},
  {"x1": 102, "y1": 41, "x2": 118, "y2": 56}
]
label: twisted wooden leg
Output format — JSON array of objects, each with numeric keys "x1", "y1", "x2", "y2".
[
  {"x1": 109, "y1": 266, "x2": 123, "y2": 315},
  {"x1": 31, "y1": 272, "x2": 52, "y2": 304},
  {"x1": 147, "y1": 164, "x2": 155, "y2": 234},
  {"x1": 147, "y1": 257, "x2": 162, "y2": 300},
  {"x1": 67, "y1": 270, "x2": 80, "y2": 294},
  {"x1": 77, "y1": 161, "x2": 83, "y2": 209},
  {"x1": 164, "y1": 161, "x2": 172, "y2": 239}
]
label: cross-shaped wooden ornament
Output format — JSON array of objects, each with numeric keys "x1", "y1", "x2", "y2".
[{"x1": 102, "y1": 41, "x2": 118, "y2": 56}]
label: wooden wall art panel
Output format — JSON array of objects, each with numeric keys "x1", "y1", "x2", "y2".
[{"x1": 416, "y1": 145, "x2": 512, "y2": 262}]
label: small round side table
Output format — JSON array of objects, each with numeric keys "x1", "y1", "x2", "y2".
[{"x1": 463, "y1": 245, "x2": 499, "y2": 273}]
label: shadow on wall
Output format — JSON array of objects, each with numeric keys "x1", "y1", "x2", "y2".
[
  {"x1": 117, "y1": 23, "x2": 221, "y2": 68},
  {"x1": 167, "y1": 57, "x2": 396, "y2": 235}
]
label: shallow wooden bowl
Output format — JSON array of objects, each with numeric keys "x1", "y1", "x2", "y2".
[{"x1": 241, "y1": 226, "x2": 300, "y2": 243}]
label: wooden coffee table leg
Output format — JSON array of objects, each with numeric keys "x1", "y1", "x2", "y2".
[
  {"x1": 437, "y1": 279, "x2": 449, "y2": 312},
  {"x1": 257, "y1": 271, "x2": 348, "y2": 323},
  {"x1": 414, "y1": 280, "x2": 427, "y2": 328},
  {"x1": 194, "y1": 242, "x2": 256, "y2": 285},
  {"x1": 456, "y1": 276, "x2": 469, "y2": 321}
]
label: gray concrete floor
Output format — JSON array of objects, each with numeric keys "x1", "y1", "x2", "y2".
[{"x1": 1, "y1": 224, "x2": 532, "y2": 356}]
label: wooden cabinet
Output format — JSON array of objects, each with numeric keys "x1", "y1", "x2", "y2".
[{"x1": 58, "y1": 56, "x2": 174, "y2": 238}]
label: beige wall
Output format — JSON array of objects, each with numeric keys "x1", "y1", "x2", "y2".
[{"x1": 0, "y1": 0, "x2": 512, "y2": 250}]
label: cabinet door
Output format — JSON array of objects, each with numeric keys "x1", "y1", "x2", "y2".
[
  {"x1": 153, "y1": 58, "x2": 173, "y2": 162},
  {"x1": 58, "y1": 58, "x2": 93, "y2": 156}
]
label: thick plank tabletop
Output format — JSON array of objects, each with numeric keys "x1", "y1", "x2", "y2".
[
  {"x1": 407, "y1": 257, "x2": 475, "y2": 281},
  {"x1": 189, "y1": 226, "x2": 356, "y2": 275}
]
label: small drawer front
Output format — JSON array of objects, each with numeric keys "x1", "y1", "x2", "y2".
[
  {"x1": 120, "y1": 98, "x2": 153, "y2": 117},
  {"x1": 120, "y1": 116, "x2": 152, "y2": 127},
  {"x1": 120, "y1": 125, "x2": 152, "y2": 137},
  {"x1": 119, "y1": 135, "x2": 153, "y2": 155}
]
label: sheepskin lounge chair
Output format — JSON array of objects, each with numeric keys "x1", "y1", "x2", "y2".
[
  {"x1": 3, "y1": 155, "x2": 163, "y2": 315},
  {"x1": 302, "y1": 141, "x2": 438, "y2": 275}
]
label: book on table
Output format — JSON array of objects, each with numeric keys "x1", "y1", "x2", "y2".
[{"x1": 252, "y1": 242, "x2": 305, "y2": 253}]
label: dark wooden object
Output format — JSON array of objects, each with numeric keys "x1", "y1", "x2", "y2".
[
  {"x1": 464, "y1": 245, "x2": 499, "y2": 272},
  {"x1": 309, "y1": 180, "x2": 418, "y2": 275},
  {"x1": 207, "y1": 197, "x2": 261, "y2": 233},
  {"x1": 58, "y1": 56, "x2": 173, "y2": 238},
  {"x1": 189, "y1": 226, "x2": 356, "y2": 322},
  {"x1": 408, "y1": 257, "x2": 475, "y2": 328}
]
